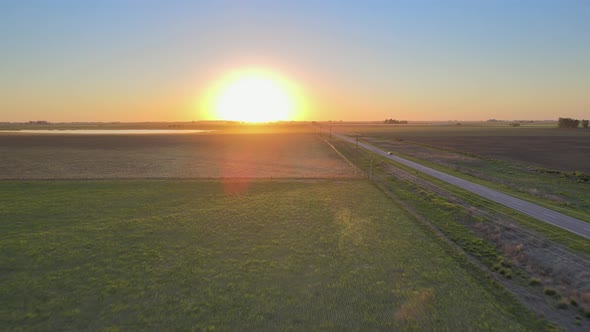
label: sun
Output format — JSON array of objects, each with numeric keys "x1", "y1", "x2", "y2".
[{"x1": 206, "y1": 68, "x2": 301, "y2": 123}]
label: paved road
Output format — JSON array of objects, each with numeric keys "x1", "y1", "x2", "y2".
[{"x1": 335, "y1": 134, "x2": 590, "y2": 240}]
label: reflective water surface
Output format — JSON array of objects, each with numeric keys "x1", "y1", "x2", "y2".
[{"x1": 1, "y1": 129, "x2": 213, "y2": 135}]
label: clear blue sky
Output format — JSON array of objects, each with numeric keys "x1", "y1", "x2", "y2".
[{"x1": 1, "y1": 0, "x2": 589, "y2": 121}]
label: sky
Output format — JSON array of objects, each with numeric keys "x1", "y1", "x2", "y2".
[{"x1": 1, "y1": 0, "x2": 589, "y2": 122}]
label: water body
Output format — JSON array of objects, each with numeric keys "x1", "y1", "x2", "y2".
[{"x1": 1, "y1": 129, "x2": 213, "y2": 135}]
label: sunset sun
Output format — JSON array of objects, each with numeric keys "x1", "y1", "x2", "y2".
[{"x1": 208, "y1": 69, "x2": 300, "y2": 123}]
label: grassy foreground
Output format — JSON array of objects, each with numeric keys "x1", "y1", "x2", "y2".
[{"x1": 1, "y1": 180, "x2": 544, "y2": 330}]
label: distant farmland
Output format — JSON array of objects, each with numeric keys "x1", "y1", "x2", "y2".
[
  {"x1": 348, "y1": 126, "x2": 590, "y2": 173},
  {"x1": 336, "y1": 125, "x2": 590, "y2": 221},
  {"x1": 0, "y1": 133, "x2": 358, "y2": 179}
]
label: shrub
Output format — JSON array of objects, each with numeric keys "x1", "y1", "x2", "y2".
[
  {"x1": 497, "y1": 256, "x2": 511, "y2": 268},
  {"x1": 544, "y1": 288, "x2": 557, "y2": 296},
  {"x1": 556, "y1": 300, "x2": 568, "y2": 309}
]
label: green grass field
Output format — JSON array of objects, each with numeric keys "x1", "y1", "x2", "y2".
[{"x1": 0, "y1": 180, "x2": 544, "y2": 330}]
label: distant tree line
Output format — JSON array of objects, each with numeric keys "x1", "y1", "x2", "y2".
[
  {"x1": 384, "y1": 119, "x2": 408, "y2": 124},
  {"x1": 27, "y1": 121, "x2": 50, "y2": 125},
  {"x1": 558, "y1": 117, "x2": 589, "y2": 128}
]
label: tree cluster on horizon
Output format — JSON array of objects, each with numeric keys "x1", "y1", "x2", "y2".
[
  {"x1": 26, "y1": 121, "x2": 51, "y2": 125},
  {"x1": 558, "y1": 117, "x2": 588, "y2": 128},
  {"x1": 384, "y1": 119, "x2": 408, "y2": 124}
]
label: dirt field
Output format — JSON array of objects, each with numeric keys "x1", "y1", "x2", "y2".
[
  {"x1": 405, "y1": 136, "x2": 590, "y2": 174},
  {"x1": 0, "y1": 133, "x2": 359, "y2": 179},
  {"x1": 339, "y1": 125, "x2": 590, "y2": 173}
]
